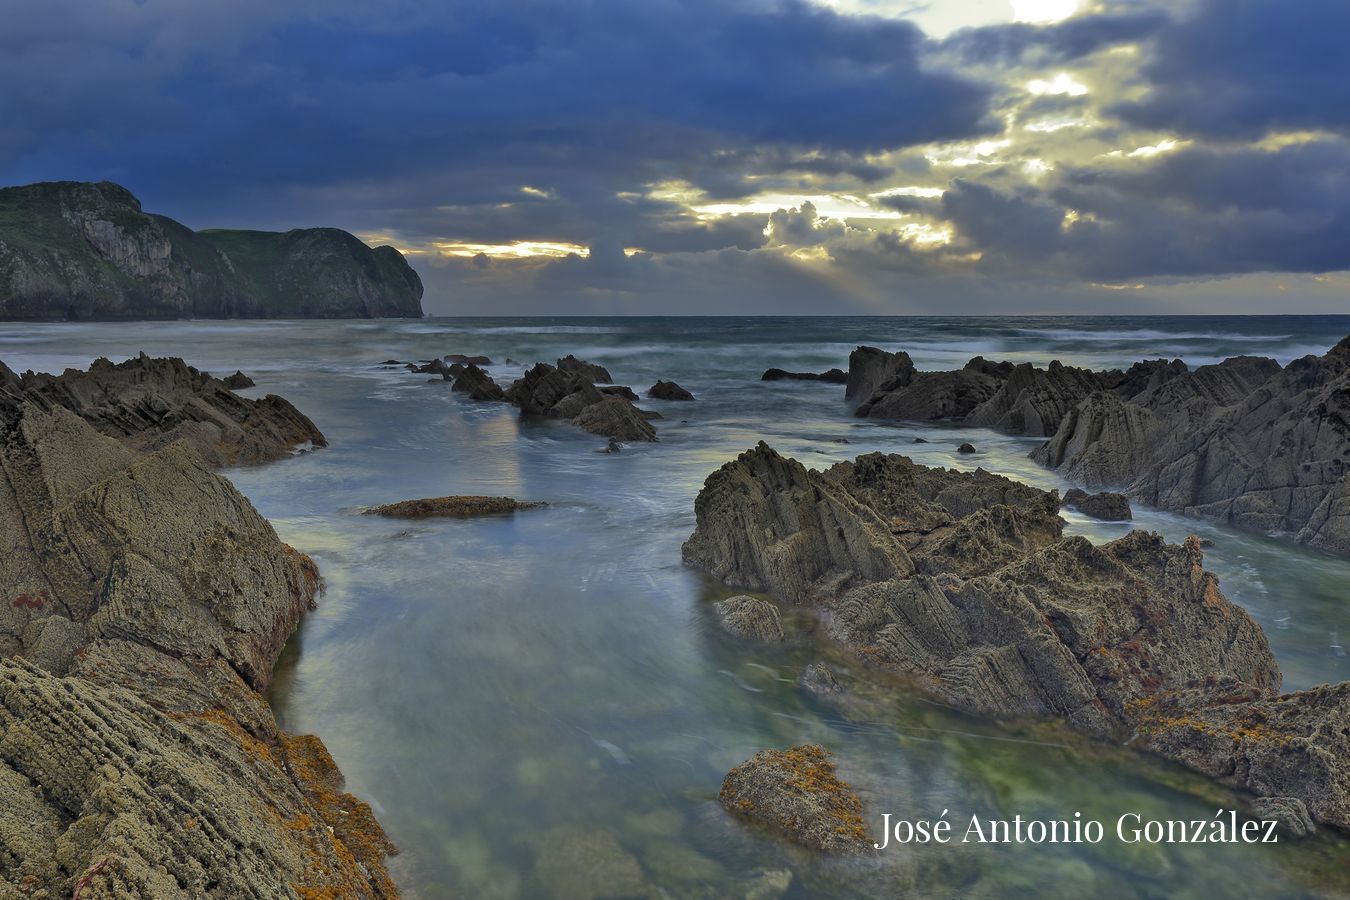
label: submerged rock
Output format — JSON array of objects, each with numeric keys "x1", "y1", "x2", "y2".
[
  {"x1": 762, "y1": 367, "x2": 848, "y2": 384},
  {"x1": 0, "y1": 353, "x2": 325, "y2": 465},
  {"x1": 365, "y1": 495, "x2": 545, "y2": 518},
  {"x1": 957, "y1": 442, "x2": 977, "y2": 454},
  {"x1": 713, "y1": 596, "x2": 785, "y2": 641},
  {"x1": 533, "y1": 828, "x2": 648, "y2": 900},
  {"x1": 648, "y1": 380, "x2": 695, "y2": 401},
  {"x1": 799, "y1": 663, "x2": 843, "y2": 698},
  {"x1": 0, "y1": 404, "x2": 395, "y2": 897},
  {"x1": 1062, "y1": 488, "x2": 1132, "y2": 521},
  {"x1": 719, "y1": 745, "x2": 871, "y2": 853},
  {"x1": 683, "y1": 444, "x2": 1350, "y2": 830}
]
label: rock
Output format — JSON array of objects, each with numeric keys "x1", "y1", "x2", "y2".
[
  {"x1": 1132, "y1": 681, "x2": 1350, "y2": 831},
  {"x1": 0, "y1": 180, "x2": 422, "y2": 320},
  {"x1": 1062, "y1": 488, "x2": 1132, "y2": 521},
  {"x1": 446, "y1": 354, "x2": 492, "y2": 365},
  {"x1": 714, "y1": 596, "x2": 785, "y2": 641},
  {"x1": 222, "y1": 370, "x2": 255, "y2": 389},
  {"x1": 912, "y1": 437, "x2": 928, "y2": 443},
  {"x1": 0, "y1": 404, "x2": 395, "y2": 897},
  {"x1": 0, "y1": 353, "x2": 326, "y2": 465},
  {"x1": 648, "y1": 380, "x2": 695, "y2": 401},
  {"x1": 718, "y1": 745, "x2": 872, "y2": 853},
  {"x1": 364, "y1": 495, "x2": 545, "y2": 518},
  {"x1": 850, "y1": 348, "x2": 1111, "y2": 436},
  {"x1": 572, "y1": 395, "x2": 658, "y2": 442},
  {"x1": 799, "y1": 663, "x2": 843, "y2": 698},
  {"x1": 557, "y1": 354, "x2": 613, "y2": 384},
  {"x1": 599, "y1": 438, "x2": 623, "y2": 454},
  {"x1": 761, "y1": 367, "x2": 848, "y2": 384},
  {"x1": 533, "y1": 828, "x2": 649, "y2": 900},
  {"x1": 957, "y1": 442, "x2": 977, "y2": 454},
  {"x1": 744, "y1": 869, "x2": 794, "y2": 900},
  {"x1": 846, "y1": 346, "x2": 915, "y2": 405},
  {"x1": 1248, "y1": 797, "x2": 1317, "y2": 838},
  {"x1": 601, "y1": 384, "x2": 640, "y2": 402},
  {"x1": 450, "y1": 363, "x2": 505, "y2": 402},
  {"x1": 430, "y1": 357, "x2": 659, "y2": 442},
  {"x1": 683, "y1": 445, "x2": 1350, "y2": 828},
  {"x1": 1032, "y1": 340, "x2": 1350, "y2": 554}
]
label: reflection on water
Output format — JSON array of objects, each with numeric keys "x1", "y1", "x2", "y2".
[{"x1": 2, "y1": 316, "x2": 1349, "y2": 897}]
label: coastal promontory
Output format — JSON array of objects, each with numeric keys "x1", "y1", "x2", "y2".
[{"x1": 0, "y1": 181, "x2": 424, "y2": 320}]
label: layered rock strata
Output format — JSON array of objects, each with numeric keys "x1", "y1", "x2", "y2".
[{"x1": 685, "y1": 444, "x2": 1348, "y2": 830}]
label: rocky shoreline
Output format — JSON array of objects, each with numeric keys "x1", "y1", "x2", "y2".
[
  {"x1": 685, "y1": 444, "x2": 1349, "y2": 847},
  {"x1": 846, "y1": 337, "x2": 1350, "y2": 555},
  {"x1": 0, "y1": 356, "x2": 395, "y2": 897}
]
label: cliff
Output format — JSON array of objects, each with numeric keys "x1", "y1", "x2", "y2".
[{"x1": 0, "y1": 181, "x2": 424, "y2": 320}]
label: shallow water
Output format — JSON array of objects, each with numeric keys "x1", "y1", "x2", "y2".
[{"x1": 3, "y1": 316, "x2": 1349, "y2": 897}]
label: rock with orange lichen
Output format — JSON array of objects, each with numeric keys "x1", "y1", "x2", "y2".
[
  {"x1": 0, "y1": 401, "x2": 396, "y2": 897},
  {"x1": 719, "y1": 745, "x2": 872, "y2": 854}
]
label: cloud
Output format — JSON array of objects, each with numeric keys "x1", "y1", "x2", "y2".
[{"x1": 1112, "y1": 0, "x2": 1350, "y2": 138}]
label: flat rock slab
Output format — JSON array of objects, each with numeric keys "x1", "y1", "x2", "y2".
[{"x1": 365, "y1": 495, "x2": 546, "y2": 518}]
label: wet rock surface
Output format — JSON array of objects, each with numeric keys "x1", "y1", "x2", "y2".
[
  {"x1": 713, "y1": 596, "x2": 785, "y2": 641},
  {"x1": 848, "y1": 340, "x2": 1350, "y2": 554},
  {"x1": 0, "y1": 353, "x2": 325, "y2": 465},
  {"x1": 365, "y1": 495, "x2": 546, "y2": 518},
  {"x1": 719, "y1": 745, "x2": 872, "y2": 854},
  {"x1": 398, "y1": 352, "x2": 661, "y2": 442},
  {"x1": 0, "y1": 400, "x2": 395, "y2": 896},
  {"x1": 685, "y1": 443, "x2": 1350, "y2": 830},
  {"x1": 1062, "y1": 488, "x2": 1132, "y2": 521},
  {"x1": 762, "y1": 367, "x2": 848, "y2": 384},
  {"x1": 648, "y1": 380, "x2": 695, "y2": 401},
  {"x1": 1033, "y1": 338, "x2": 1350, "y2": 553}
]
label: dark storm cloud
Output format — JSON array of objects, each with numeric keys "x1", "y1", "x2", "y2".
[
  {"x1": 1053, "y1": 140, "x2": 1350, "y2": 277},
  {"x1": 938, "y1": 8, "x2": 1168, "y2": 67},
  {"x1": 1112, "y1": 0, "x2": 1350, "y2": 138},
  {"x1": 0, "y1": 0, "x2": 992, "y2": 219}
]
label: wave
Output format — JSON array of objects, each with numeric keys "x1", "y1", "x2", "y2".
[{"x1": 1017, "y1": 328, "x2": 1293, "y2": 343}]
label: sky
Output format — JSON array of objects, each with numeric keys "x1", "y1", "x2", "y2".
[{"x1": 3, "y1": 0, "x2": 1348, "y2": 315}]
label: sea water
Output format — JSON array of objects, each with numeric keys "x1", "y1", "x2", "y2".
[{"x1": 2, "y1": 316, "x2": 1348, "y2": 897}]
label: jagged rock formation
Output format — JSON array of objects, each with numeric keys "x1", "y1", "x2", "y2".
[
  {"x1": 719, "y1": 745, "x2": 871, "y2": 854},
  {"x1": 365, "y1": 495, "x2": 545, "y2": 518},
  {"x1": 0, "y1": 180, "x2": 423, "y2": 320},
  {"x1": 847, "y1": 341, "x2": 1350, "y2": 554},
  {"x1": 0, "y1": 353, "x2": 325, "y2": 465},
  {"x1": 761, "y1": 368, "x2": 847, "y2": 384},
  {"x1": 848, "y1": 346, "x2": 1123, "y2": 436},
  {"x1": 0, "y1": 401, "x2": 395, "y2": 897},
  {"x1": 1032, "y1": 339, "x2": 1350, "y2": 554},
  {"x1": 684, "y1": 444, "x2": 1350, "y2": 830}
]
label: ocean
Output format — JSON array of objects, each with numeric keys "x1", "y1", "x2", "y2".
[{"x1": 2, "y1": 315, "x2": 1348, "y2": 897}]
